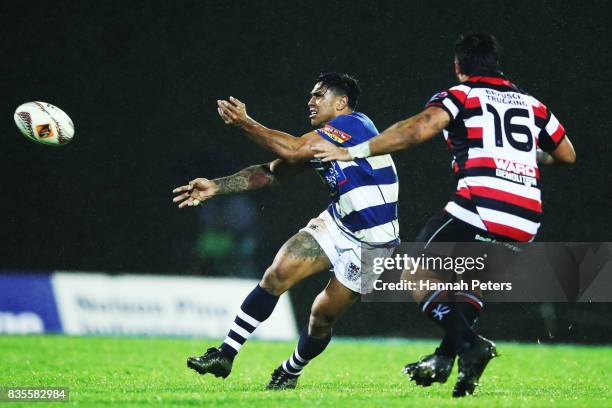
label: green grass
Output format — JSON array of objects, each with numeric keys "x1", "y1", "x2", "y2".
[{"x1": 1, "y1": 336, "x2": 611, "y2": 407}]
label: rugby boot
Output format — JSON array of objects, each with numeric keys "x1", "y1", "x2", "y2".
[
  {"x1": 266, "y1": 366, "x2": 299, "y2": 390},
  {"x1": 452, "y1": 335, "x2": 498, "y2": 397},
  {"x1": 402, "y1": 352, "x2": 455, "y2": 386},
  {"x1": 187, "y1": 347, "x2": 233, "y2": 378}
]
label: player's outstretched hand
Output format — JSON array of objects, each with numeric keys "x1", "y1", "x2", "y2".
[
  {"x1": 172, "y1": 178, "x2": 219, "y2": 208},
  {"x1": 217, "y1": 96, "x2": 249, "y2": 126},
  {"x1": 311, "y1": 143, "x2": 352, "y2": 162}
]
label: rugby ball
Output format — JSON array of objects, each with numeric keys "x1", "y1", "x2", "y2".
[{"x1": 14, "y1": 102, "x2": 75, "y2": 146}]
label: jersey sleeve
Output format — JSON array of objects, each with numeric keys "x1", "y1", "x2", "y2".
[
  {"x1": 536, "y1": 108, "x2": 567, "y2": 152},
  {"x1": 315, "y1": 115, "x2": 366, "y2": 147},
  {"x1": 425, "y1": 84, "x2": 470, "y2": 125}
]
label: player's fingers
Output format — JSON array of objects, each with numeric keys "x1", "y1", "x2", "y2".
[
  {"x1": 310, "y1": 143, "x2": 327, "y2": 152},
  {"x1": 188, "y1": 180, "x2": 202, "y2": 189},
  {"x1": 218, "y1": 105, "x2": 233, "y2": 118},
  {"x1": 221, "y1": 100, "x2": 241, "y2": 114},
  {"x1": 313, "y1": 152, "x2": 336, "y2": 162},
  {"x1": 229, "y1": 96, "x2": 245, "y2": 107},
  {"x1": 219, "y1": 109, "x2": 234, "y2": 121},
  {"x1": 179, "y1": 196, "x2": 204, "y2": 208},
  {"x1": 176, "y1": 196, "x2": 192, "y2": 208},
  {"x1": 173, "y1": 192, "x2": 191, "y2": 202},
  {"x1": 177, "y1": 198, "x2": 192, "y2": 208},
  {"x1": 218, "y1": 108, "x2": 232, "y2": 123},
  {"x1": 172, "y1": 184, "x2": 191, "y2": 193}
]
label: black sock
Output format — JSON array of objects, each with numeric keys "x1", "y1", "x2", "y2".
[
  {"x1": 219, "y1": 284, "x2": 279, "y2": 359},
  {"x1": 436, "y1": 292, "x2": 483, "y2": 357},
  {"x1": 420, "y1": 290, "x2": 476, "y2": 354},
  {"x1": 435, "y1": 291, "x2": 483, "y2": 357},
  {"x1": 281, "y1": 327, "x2": 332, "y2": 376}
]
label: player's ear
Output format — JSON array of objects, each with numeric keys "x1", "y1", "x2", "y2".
[
  {"x1": 454, "y1": 58, "x2": 467, "y2": 82},
  {"x1": 336, "y1": 95, "x2": 349, "y2": 111}
]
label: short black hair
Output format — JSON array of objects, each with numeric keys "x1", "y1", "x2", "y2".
[
  {"x1": 454, "y1": 32, "x2": 500, "y2": 75},
  {"x1": 316, "y1": 72, "x2": 361, "y2": 109}
]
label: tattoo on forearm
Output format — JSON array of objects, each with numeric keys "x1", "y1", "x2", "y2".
[
  {"x1": 286, "y1": 232, "x2": 325, "y2": 260},
  {"x1": 215, "y1": 174, "x2": 248, "y2": 194},
  {"x1": 215, "y1": 165, "x2": 276, "y2": 195}
]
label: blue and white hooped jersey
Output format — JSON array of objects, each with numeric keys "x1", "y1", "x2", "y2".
[{"x1": 310, "y1": 112, "x2": 400, "y2": 246}]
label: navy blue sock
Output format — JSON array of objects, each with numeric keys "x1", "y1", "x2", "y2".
[
  {"x1": 281, "y1": 327, "x2": 332, "y2": 376},
  {"x1": 219, "y1": 284, "x2": 279, "y2": 359}
]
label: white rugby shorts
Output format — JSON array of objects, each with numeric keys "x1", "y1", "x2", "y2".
[{"x1": 300, "y1": 210, "x2": 395, "y2": 294}]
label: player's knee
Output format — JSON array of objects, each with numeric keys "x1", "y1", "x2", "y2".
[{"x1": 260, "y1": 262, "x2": 295, "y2": 296}]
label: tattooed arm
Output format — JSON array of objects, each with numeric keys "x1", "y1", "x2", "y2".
[
  {"x1": 312, "y1": 107, "x2": 450, "y2": 161},
  {"x1": 172, "y1": 159, "x2": 306, "y2": 208}
]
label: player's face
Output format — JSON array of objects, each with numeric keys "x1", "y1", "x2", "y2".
[{"x1": 308, "y1": 82, "x2": 338, "y2": 126}]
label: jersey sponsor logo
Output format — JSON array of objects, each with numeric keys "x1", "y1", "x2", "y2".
[
  {"x1": 493, "y1": 158, "x2": 538, "y2": 186},
  {"x1": 495, "y1": 170, "x2": 537, "y2": 186},
  {"x1": 484, "y1": 89, "x2": 527, "y2": 107},
  {"x1": 321, "y1": 125, "x2": 352, "y2": 144},
  {"x1": 493, "y1": 158, "x2": 537, "y2": 177}
]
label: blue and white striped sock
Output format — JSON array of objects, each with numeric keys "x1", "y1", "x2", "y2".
[
  {"x1": 281, "y1": 327, "x2": 332, "y2": 376},
  {"x1": 219, "y1": 284, "x2": 279, "y2": 359},
  {"x1": 282, "y1": 348, "x2": 310, "y2": 376}
]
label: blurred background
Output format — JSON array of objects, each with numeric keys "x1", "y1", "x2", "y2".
[{"x1": 1, "y1": 0, "x2": 610, "y2": 343}]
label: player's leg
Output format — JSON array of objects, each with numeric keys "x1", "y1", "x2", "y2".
[
  {"x1": 218, "y1": 231, "x2": 331, "y2": 358},
  {"x1": 267, "y1": 276, "x2": 359, "y2": 389},
  {"x1": 414, "y1": 213, "x2": 484, "y2": 348},
  {"x1": 406, "y1": 267, "x2": 483, "y2": 355},
  {"x1": 187, "y1": 231, "x2": 331, "y2": 378},
  {"x1": 403, "y1": 213, "x2": 487, "y2": 388}
]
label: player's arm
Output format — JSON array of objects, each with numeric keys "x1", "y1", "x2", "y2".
[
  {"x1": 537, "y1": 137, "x2": 576, "y2": 165},
  {"x1": 217, "y1": 97, "x2": 329, "y2": 163},
  {"x1": 172, "y1": 159, "x2": 306, "y2": 208},
  {"x1": 536, "y1": 109, "x2": 576, "y2": 165},
  {"x1": 311, "y1": 106, "x2": 450, "y2": 161}
]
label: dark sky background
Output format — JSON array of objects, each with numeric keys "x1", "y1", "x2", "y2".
[{"x1": 2, "y1": 0, "x2": 610, "y2": 274}]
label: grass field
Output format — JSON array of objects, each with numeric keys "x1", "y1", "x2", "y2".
[{"x1": 1, "y1": 336, "x2": 611, "y2": 407}]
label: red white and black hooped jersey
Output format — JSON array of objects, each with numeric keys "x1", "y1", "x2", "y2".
[{"x1": 426, "y1": 73, "x2": 567, "y2": 242}]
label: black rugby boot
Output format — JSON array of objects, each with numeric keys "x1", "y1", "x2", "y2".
[
  {"x1": 403, "y1": 352, "x2": 455, "y2": 386},
  {"x1": 452, "y1": 335, "x2": 498, "y2": 397},
  {"x1": 187, "y1": 347, "x2": 233, "y2": 378},
  {"x1": 266, "y1": 366, "x2": 299, "y2": 390}
]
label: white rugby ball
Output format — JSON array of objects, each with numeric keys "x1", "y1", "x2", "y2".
[{"x1": 14, "y1": 101, "x2": 75, "y2": 146}]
